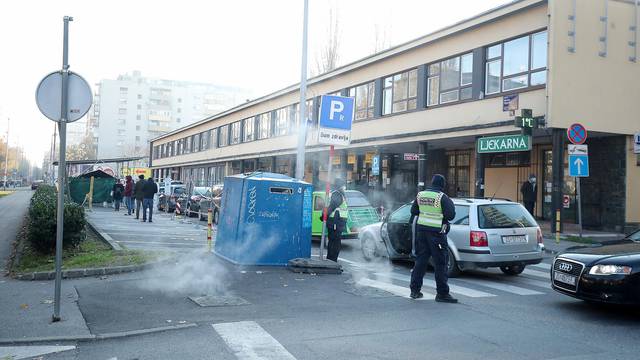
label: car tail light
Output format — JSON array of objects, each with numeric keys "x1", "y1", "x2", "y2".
[
  {"x1": 536, "y1": 228, "x2": 544, "y2": 245},
  {"x1": 470, "y1": 231, "x2": 488, "y2": 247}
]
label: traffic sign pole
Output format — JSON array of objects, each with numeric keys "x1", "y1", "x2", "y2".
[
  {"x1": 294, "y1": 0, "x2": 309, "y2": 180},
  {"x1": 319, "y1": 145, "x2": 334, "y2": 261},
  {"x1": 53, "y1": 15, "x2": 73, "y2": 322},
  {"x1": 576, "y1": 177, "x2": 582, "y2": 239}
]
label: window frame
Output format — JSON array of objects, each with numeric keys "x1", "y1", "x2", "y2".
[
  {"x1": 382, "y1": 68, "x2": 418, "y2": 115},
  {"x1": 484, "y1": 29, "x2": 548, "y2": 96},
  {"x1": 257, "y1": 112, "x2": 272, "y2": 140},
  {"x1": 230, "y1": 121, "x2": 242, "y2": 145},
  {"x1": 427, "y1": 52, "x2": 474, "y2": 107},
  {"x1": 218, "y1": 125, "x2": 229, "y2": 147},
  {"x1": 274, "y1": 107, "x2": 289, "y2": 136},
  {"x1": 243, "y1": 117, "x2": 255, "y2": 142},
  {"x1": 348, "y1": 81, "x2": 375, "y2": 121}
]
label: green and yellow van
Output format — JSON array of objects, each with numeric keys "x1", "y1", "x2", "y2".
[{"x1": 311, "y1": 190, "x2": 380, "y2": 238}]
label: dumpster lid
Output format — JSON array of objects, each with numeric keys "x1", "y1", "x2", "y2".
[{"x1": 229, "y1": 172, "x2": 308, "y2": 183}]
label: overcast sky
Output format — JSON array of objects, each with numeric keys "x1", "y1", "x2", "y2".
[{"x1": 0, "y1": 0, "x2": 510, "y2": 164}]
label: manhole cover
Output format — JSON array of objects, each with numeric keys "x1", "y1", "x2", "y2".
[{"x1": 188, "y1": 295, "x2": 250, "y2": 307}]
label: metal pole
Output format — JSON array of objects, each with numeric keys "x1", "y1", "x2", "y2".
[
  {"x1": 577, "y1": 177, "x2": 583, "y2": 239},
  {"x1": 3, "y1": 118, "x2": 8, "y2": 191},
  {"x1": 294, "y1": 0, "x2": 309, "y2": 180},
  {"x1": 52, "y1": 124, "x2": 57, "y2": 184},
  {"x1": 319, "y1": 145, "x2": 334, "y2": 260},
  {"x1": 53, "y1": 15, "x2": 73, "y2": 323}
]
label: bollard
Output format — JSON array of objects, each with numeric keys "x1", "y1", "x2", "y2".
[
  {"x1": 555, "y1": 209, "x2": 561, "y2": 244},
  {"x1": 207, "y1": 208, "x2": 213, "y2": 253}
]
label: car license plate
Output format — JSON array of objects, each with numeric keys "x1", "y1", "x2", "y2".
[
  {"x1": 502, "y1": 235, "x2": 527, "y2": 244},
  {"x1": 553, "y1": 271, "x2": 577, "y2": 286}
]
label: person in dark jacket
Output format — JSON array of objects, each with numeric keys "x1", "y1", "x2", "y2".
[
  {"x1": 112, "y1": 179, "x2": 125, "y2": 212},
  {"x1": 142, "y1": 177, "x2": 158, "y2": 223},
  {"x1": 123, "y1": 175, "x2": 134, "y2": 216},
  {"x1": 520, "y1": 174, "x2": 537, "y2": 216},
  {"x1": 409, "y1": 174, "x2": 457, "y2": 303},
  {"x1": 324, "y1": 180, "x2": 348, "y2": 262},
  {"x1": 133, "y1": 175, "x2": 145, "y2": 219}
]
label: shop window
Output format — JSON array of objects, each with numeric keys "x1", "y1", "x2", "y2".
[
  {"x1": 383, "y1": 68, "x2": 417, "y2": 115},
  {"x1": 486, "y1": 152, "x2": 531, "y2": 167},
  {"x1": 428, "y1": 53, "x2": 473, "y2": 106},
  {"x1": 485, "y1": 30, "x2": 548, "y2": 95},
  {"x1": 230, "y1": 121, "x2": 241, "y2": 145},
  {"x1": 348, "y1": 81, "x2": 375, "y2": 120},
  {"x1": 446, "y1": 151, "x2": 471, "y2": 197},
  {"x1": 243, "y1": 117, "x2": 255, "y2": 142}
]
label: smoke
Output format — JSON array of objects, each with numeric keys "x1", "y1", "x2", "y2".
[
  {"x1": 346, "y1": 227, "x2": 397, "y2": 288},
  {"x1": 139, "y1": 250, "x2": 229, "y2": 296}
]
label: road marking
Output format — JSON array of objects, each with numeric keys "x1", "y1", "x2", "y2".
[
  {"x1": 373, "y1": 272, "x2": 496, "y2": 298},
  {"x1": 531, "y1": 263, "x2": 551, "y2": 270},
  {"x1": 357, "y1": 277, "x2": 434, "y2": 300},
  {"x1": 457, "y1": 278, "x2": 544, "y2": 295},
  {"x1": 523, "y1": 268, "x2": 550, "y2": 279},
  {"x1": 514, "y1": 276, "x2": 551, "y2": 289},
  {"x1": 212, "y1": 321, "x2": 297, "y2": 360},
  {"x1": 0, "y1": 345, "x2": 76, "y2": 359}
]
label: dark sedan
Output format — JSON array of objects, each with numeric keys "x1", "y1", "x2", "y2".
[{"x1": 551, "y1": 229, "x2": 640, "y2": 304}]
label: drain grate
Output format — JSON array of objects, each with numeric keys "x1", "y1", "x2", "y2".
[{"x1": 188, "y1": 295, "x2": 251, "y2": 307}]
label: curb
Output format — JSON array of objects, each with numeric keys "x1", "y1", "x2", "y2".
[
  {"x1": 12, "y1": 259, "x2": 176, "y2": 281},
  {"x1": 0, "y1": 323, "x2": 197, "y2": 345},
  {"x1": 86, "y1": 218, "x2": 122, "y2": 250}
]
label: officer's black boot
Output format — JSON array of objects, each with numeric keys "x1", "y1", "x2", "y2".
[
  {"x1": 435, "y1": 293, "x2": 458, "y2": 303},
  {"x1": 410, "y1": 291, "x2": 423, "y2": 299}
]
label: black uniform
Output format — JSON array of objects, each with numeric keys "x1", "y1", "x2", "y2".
[
  {"x1": 521, "y1": 180, "x2": 537, "y2": 215},
  {"x1": 409, "y1": 174, "x2": 456, "y2": 302},
  {"x1": 325, "y1": 190, "x2": 347, "y2": 262}
]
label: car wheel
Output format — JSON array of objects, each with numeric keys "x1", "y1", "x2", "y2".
[
  {"x1": 360, "y1": 233, "x2": 379, "y2": 261},
  {"x1": 500, "y1": 265, "x2": 525, "y2": 276},
  {"x1": 446, "y1": 248, "x2": 461, "y2": 278}
]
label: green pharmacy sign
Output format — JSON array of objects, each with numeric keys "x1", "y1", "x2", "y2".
[{"x1": 477, "y1": 134, "x2": 531, "y2": 153}]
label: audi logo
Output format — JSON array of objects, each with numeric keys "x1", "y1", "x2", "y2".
[{"x1": 558, "y1": 263, "x2": 573, "y2": 272}]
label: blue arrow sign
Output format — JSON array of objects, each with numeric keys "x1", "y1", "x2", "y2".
[{"x1": 569, "y1": 154, "x2": 589, "y2": 177}]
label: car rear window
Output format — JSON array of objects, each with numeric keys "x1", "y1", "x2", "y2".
[
  {"x1": 477, "y1": 204, "x2": 536, "y2": 229},
  {"x1": 345, "y1": 192, "x2": 371, "y2": 207}
]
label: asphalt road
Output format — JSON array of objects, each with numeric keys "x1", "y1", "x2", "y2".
[
  {"x1": 0, "y1": 189, "x2": 32, "y2": 275},
  {"x1": 8, "y1": 209, "x2": 640, "y2": 359}
]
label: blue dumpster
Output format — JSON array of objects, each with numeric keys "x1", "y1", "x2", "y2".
[{"x1": 215, "y1": 172, "x2": 313, "y2": 266}]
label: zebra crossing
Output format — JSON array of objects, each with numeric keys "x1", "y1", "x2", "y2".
[{"x1": 343, "y1": 258, "x2": 554, "y2": 300}]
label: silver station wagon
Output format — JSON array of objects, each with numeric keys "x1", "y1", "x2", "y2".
[{"x1": 359, "y1": 198, "x2": 545, "y2": 277}]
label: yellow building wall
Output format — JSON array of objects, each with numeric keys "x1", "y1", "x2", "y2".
[{"x1": 548, "y1": 0, "x2": 640, "y2": 134}]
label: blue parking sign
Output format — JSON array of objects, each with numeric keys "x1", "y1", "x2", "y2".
[
  {"x1": 569, "y1": 154, "x2": 589, "y2": 177},
  {"x1": 318, "y1": 95, "x2": 354, "y2": 130}
]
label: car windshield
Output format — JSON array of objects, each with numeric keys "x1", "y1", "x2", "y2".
[
  {"x1": 628, "y1": 230, "x2": 640, "y2": 242},
  {"x1": 193, "y1": 187, "x2": 210, "y2": 196},
  {"x1": 345, "y1": 191, "x2": 371, "y2": 207},
  {"x1": 478, "y1": 204, "x2": 536, "y2": 229}
]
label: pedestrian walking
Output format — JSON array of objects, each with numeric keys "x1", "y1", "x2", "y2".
[
  {"x1": 520, "y1": 174, "x2": 537, "y2": 216},
  {"x1": 111, "y1": 179, "x2": 125, "y2": 212},
  {"x1": 142, "y1": 177, "x2": 158, "y2": 223},
  {"x1": 133, "y1": 174, "x2": 145, "y2": 219},
  {"x1": 409, "y1": 174, "x2": 457, "y2": 303},
  {"x1": 324, "y1": 179, "x2": 348, "y2": 262},
  {"x1": 123, "y1": 175, "x2": 134, "y2": 216}
]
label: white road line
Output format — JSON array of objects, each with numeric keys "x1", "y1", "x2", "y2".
[
  {"x1": 457, "y1": 278, "x2": 544, "y2": 295},
  {"x1": 0, "y1": 345, "x2": 76, "y2": 360},
  {"x1": 523, "y1": 268, "x2": 550, "y2": 279},
  {"x1": 514, "y1": 276, "x2": 552, "y2": 289},
  {"x1": 116, "y1": 240, "x2": 203, "y2": 246},
  {"x1": 531, "y1": 263, "x2": 551, "y2": 270},
  {"x1": 373, "y1": 272, "x2": 496, "y2": 298},
  {"x1": 356, "y1": 277, "x2": 434, "y2": 300},
  {"x1": 212, "y1": 321, "x2": 297, "y2": 360}
]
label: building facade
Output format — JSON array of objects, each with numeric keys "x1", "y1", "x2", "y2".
[
  {"x1": 150, "y1": 0, "x2": 640, "y2": 233},
  {"x1": 89, "y1": 71, "x2": 253, "y2": 160}
]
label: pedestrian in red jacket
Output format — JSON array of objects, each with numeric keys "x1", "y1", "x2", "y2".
[{"x1": 123, "y1": 175, "x2": 134, "y2": 216}]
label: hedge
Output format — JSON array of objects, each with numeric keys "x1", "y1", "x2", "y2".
[{"x1": 28, "y1": 185, "x2": 86, "y2": 254}]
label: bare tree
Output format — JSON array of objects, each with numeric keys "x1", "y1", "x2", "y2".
[
  {"x1": 313, "y1": 6, "x2": 341, "y2": 76},
  {"x1": 372, "y1": 23, "x2": 390, "y2": 54}
]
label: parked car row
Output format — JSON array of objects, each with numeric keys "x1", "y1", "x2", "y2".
[{"x1": 157, "y1": 182, "x2": 223, "y2": 224}]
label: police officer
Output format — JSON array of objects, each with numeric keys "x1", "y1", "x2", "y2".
[
  {"x1": 409, "y1": 174, "x2": 457, "y2": 303},
  {"x1": 325, "y1": 179, "x2": 348, "y2": 262}
]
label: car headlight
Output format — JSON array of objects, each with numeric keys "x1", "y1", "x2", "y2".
[{"x1": 588, "y1": 264, "x2": 632, "y2": 275}]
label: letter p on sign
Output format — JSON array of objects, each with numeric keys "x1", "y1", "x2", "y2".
[{"x1": 329, "y1": 100, "x2": 345, "y2": 121}]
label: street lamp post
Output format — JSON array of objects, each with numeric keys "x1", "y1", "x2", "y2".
[
  {"x1": 3, "y1": 118, "x2": 9, "y2": 191},
  {"x1": 294, "y1": 0, "x2": 309, "y2": 180}
]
